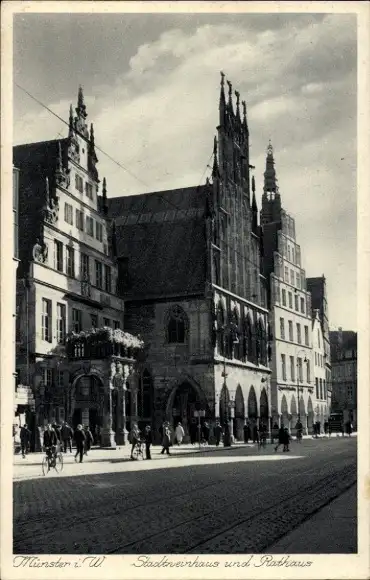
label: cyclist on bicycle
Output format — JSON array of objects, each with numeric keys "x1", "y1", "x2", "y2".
[
  {"x1": 296, "y1": 419, "x2": 303, "y2": 442},
  {"x1": 129, "y1": 423, "x2": 141, "y2": 460},
  {"x1": 43, "y1": 424, "x2": 58, "y2": 466}
]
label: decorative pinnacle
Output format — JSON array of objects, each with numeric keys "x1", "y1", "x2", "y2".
[
  {"x1": 252, "y1": 175, "x2": 256, "y2": 194},
  {"x1": 90, "y1": 123, "x2": 95, "y2": 145},
  {"x1": 102, "y1": 177, "x2": 107, "y2": 198},
  {"x1": 76, "y1": 85, "x2": 87, "y2": 118},
  {"x1": 235, "y1": 90, "x2": 240, "y2": 117},
  {"x1": 227, "y1": 80, "x2": 232, "y2": 101},
  {"x1": 212, "y1": 136, "x2": 219, "y2": 177},
  {"x1": 220, "y1": 71, "x2": 225, "y2": 86},
  {"x1": 242, "y1": 101, "x2": 247, "y2": 122},
  {"x1": 69, "y1": 104, "x2": 74, "y2": 130}
]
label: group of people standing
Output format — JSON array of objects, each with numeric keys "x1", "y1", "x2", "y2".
[{"x1": 42, "y1": 422, "x2": 94, "y2": 463}]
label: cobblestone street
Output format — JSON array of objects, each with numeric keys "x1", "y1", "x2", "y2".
[{"x1": 13, "y1": 437, "x2": 357, "y2": 554}]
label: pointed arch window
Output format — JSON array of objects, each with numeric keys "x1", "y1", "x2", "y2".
[
  {"x1": 230, "y1": 307, "x2": 240, "y2": 359},
  {"x1": 256, "y1": 318, "x2": 267, "y2": 365},
  {"x1": 244, "y1": 314, "x2": 254, "y2": 362},
  {"x1": 166, "y1": 305, "x2": 188, "y2": 344}
]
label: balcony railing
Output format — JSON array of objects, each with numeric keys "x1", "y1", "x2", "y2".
[{"x1": 65, "y1": 327, "x2": 144, "y2": 361}]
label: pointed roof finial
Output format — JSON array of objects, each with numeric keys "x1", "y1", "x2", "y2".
[
  {"x1": 90, "y1": 123, "x2": 95, "y2": 145},
  {"x1": 235, "y1": 90, "x2": 240, "y2": 119},
  {"x1": 226, "y1": 80, "x2": 233, "y2": 112},
  {"x1": 69, "y1": 104, "x2": 74, "y2": 132},
  {"x1": 102, "y1": 177, "x2": 108, "y2": 215},
  {"x1": 76, "y1": 85, "x2": 87, "y2": 119},
  {"x1": 252, "y1": 175, "x2": 256, "y2": 195},
  {"x1": 242, "y1": 100, "x2": 248, "y2": 129}
]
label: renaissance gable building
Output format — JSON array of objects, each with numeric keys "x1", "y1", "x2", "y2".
[
  {"x1": 108, "y1": 74, "x2": 272, "y2": 442},
  {"x1": 14, "y1": 89, "x2": 141, "y2": 448}
]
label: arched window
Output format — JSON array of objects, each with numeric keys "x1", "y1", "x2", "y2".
[
  {"x1": 256, "y1": 318, "x2": 267, "y2": 365},
  {"x1": 166, "y1": 305, "x2": 188, "y2": 344},
  {"x1": 230, "y1": 308, "x2": 240, "y2": 359}
]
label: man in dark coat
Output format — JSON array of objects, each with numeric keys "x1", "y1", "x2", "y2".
[
  {"x1": 20, "y1": 424, "x2": 31, "y2": 458},
  {"x1": 84, "y1": 425, "x2": 94, "y2": 456},
  {"x1": 214, "y1": 422, "x2": 223, "y2": 446},
  {"x1": 61, "y1": 421, "x2": 73, "y2": 453},
  {"x1": 74, "y1": 424, "x2": 86, "y2": 463},
  {"x1": 143, "y1": 425, "x2": 152, "y2": 460},
  {"x1": 274, "y1": 425, "x2": 286, "y2": 452},
  {"x1": 243, "y1": 421, "x2": 251, "y2": 443}
]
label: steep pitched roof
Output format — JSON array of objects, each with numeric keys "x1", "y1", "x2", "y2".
[{"x1": 107, "y1": 186, "x2": 208, "y2": 300}]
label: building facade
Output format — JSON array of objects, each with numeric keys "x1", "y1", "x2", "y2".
[
  {"x1": 260, "y1": 144, "x2": 315, "y2": 434},
  {"x1": 312, "y1": 309, "x2": 329, "y2": 430},
  {"x1": 14, "y1": 88, "x2": 140, "y2": 448},
  {"x1": 108, "y1": 74, "x2": 272, "y2": 443},
  {"x1": 307, "y1": 275, "x2": 332, "y2": 416},
  {"x1": 330, "y1": 329, "x2": 357, "y2": 428}
]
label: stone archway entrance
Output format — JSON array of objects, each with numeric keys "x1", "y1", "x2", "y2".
[
  {"x1": 168, "y1": 381, "x2": 210, "y2": 440},
  {"x1": 71, "y1": 374, "x2": 104, "y2": 442},
  {"x1": 234, "y1": 385, "x2": 245, "y2": 441}
]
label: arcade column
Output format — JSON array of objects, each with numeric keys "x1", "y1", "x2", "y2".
[
  {"x1": 115, "y1": 363, "x2": 131, "y2": 446},
  {"x1": 128, "y1": 371, "x2": 139, "y2": 429},
  {"x1": 100, "y1": 362, "x2": 116, "y2": 448}
]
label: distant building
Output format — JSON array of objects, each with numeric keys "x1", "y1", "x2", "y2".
[
  {"x1": 14, "y1": 88, "x2": 140, "y2": 448},
  {"x1": 307, "y1": 275, "x2": 332, "y2": 415},
  {"x1": 260, "y1": 143, "x2": 315, "y2": 434},
  {"x1": 312, "y1": 310, "x2": 329, "y2": 430},
  {"x1": 330, "y1": 328, "x2": 357, "y2": 428},
  {"x1": 108, "y1": 74, "x2": 271, "y2": 442}
]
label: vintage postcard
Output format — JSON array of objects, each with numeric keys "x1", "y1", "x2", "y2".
[{"x1": 1, "y1": 1, "x2": 369, "y2": 579}]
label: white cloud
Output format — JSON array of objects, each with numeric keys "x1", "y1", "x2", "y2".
[{"x1": 13, "y1": 16, "x2": 357, "y2": 329}]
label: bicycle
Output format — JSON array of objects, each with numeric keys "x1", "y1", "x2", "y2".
[
  {"x1": 132, "y1": 440, "x2": 145, "y2": 461},
  {"x1": 42, "y1": 446, "x2": 63, "y2": 475}
]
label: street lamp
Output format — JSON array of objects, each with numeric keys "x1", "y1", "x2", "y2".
[{"x1": 221, "y1": 323, "x2": 239, "y2": 447}]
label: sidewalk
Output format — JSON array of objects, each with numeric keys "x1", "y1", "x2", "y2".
[{"x1": 269, "y1": 484, "x2": 357, "y2": 553}]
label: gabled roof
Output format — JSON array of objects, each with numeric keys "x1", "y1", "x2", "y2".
[{"x1": 107, "y1": 186, "x2": 208, "y2": 300}]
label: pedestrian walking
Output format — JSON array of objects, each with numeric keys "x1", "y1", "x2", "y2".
[
  {"x1": 143, "y1": 425, "x2": 152, "y2": 459},
  {"x1": 129, "y1": 423, "x2": 141, "y2": 460},
  {"x1": 160, "y1": 422, "x2": 171, "y2": 455},
  {"x1": 346, "y1": 420, "x2": 352, "y2": 437},
  {"x1": 84, "y1": 425, "x2": 94, "y2": 456},
  {"x1": 316, "y1": 421, "x2": 321, "y2": 437},
  {"x1": 271, "y1": 422, "x2": 279, "y2": 444},
  {"x1": 61, "y1": 421, "x2": 73, "y2": 453},
  {"x1": 189, "y1": 420, "x2": 197, "y2": 445},
  {"x1": 202, "y1": 422, "x2": 210, "y2": 445},
  {"x1": 252, "y1": 423, "x2": 259, "y2": 444},
  {"x1": 283, "y1": 427, "x2": 291, "y2": 452},
  {"x1": 243, "y1": 421, "x2": 251, "y2": 443},
  {"x1": 175, "y1": 422, "x2": 185, "y2": 445},
  {"x1": 274, "y1": 425, "x2": 286, "y2": 452},
  {"x1": 214, "y1": 421, "x2": 223, "y2": 446},
  {"x1": 324, "y1": 420, "x2": 329, "y2": 436},
  {"x1": 295, "y1": 419, "x2": 303, "y2": 442},
  {"x1": 20, "y1": 424, "x2": 31, "y2": 458},
  {"x1": 74, "y1": 424, "x2": 86, "y2": 463}
]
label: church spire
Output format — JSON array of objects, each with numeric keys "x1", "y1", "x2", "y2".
[
  {"x1": 219, "y1": 71, "x2": 226, "y2": 124},
  {"x1": 263, "y1": 140, "x2": 278, "y2": 194}
]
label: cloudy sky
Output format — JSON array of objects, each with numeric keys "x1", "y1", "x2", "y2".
[{"x1": 13, "y1": 11, "x2": 357, "y2": 330}]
